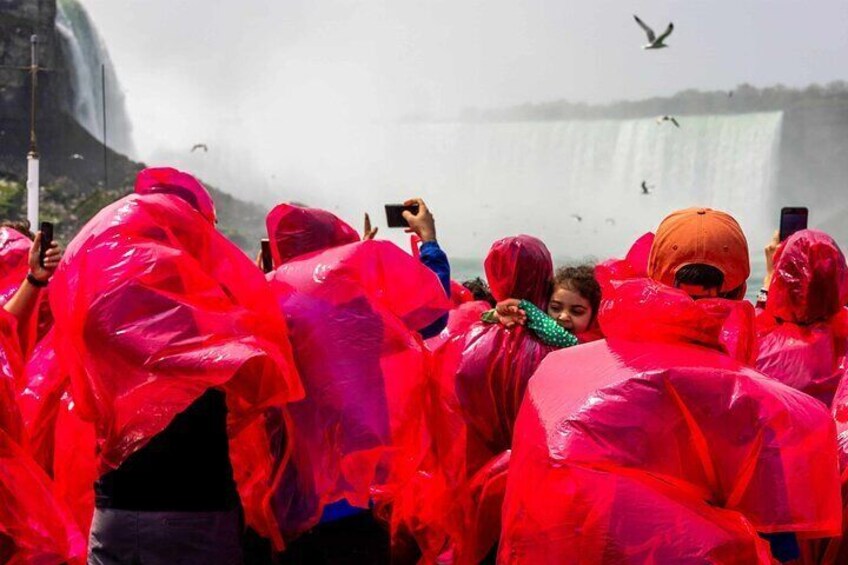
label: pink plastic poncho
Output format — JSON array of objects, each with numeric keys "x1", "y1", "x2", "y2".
[
  {"x1": 0, "y1": 314, "x2": 85, "y2": 564},
  {"x1": 396, "y1": 235, "x2": 556, "y2": 563},
  {"x1": 0, "y1": 227, "x2": 50, "y2": 357},
  {"x1": 425, "y1": 300, "x2": 491, "y2": 353},
  {"x1": 0, "y1": 310, "x2": 23, "y2": 447},
  {"x1": 0, "y1": 429, "x2": 86, "y2": 565},
  {"x1": 756, "y1": 229, "x2": 848, "y2": 406},
  {"x1": 500, "y1": 267, "x2": 842, "y2": 563},
  {"x1": 265, "y1": 205, "x2": 450, "y2": 539},
  {"x1": 17, "y1": 331, "x2": 97, "y2": 539},
  {"x1": 0, "y1": 228, "x2": 30, "y2": 306},
  {"x1": 449, "y1": 281, "x2": 474, "y2": 308},
  {"x1": 266, "y1": 203, "x2": 360, "y2": 268},
  {"x1": 455, "y1": 235, "x2": 555, "y2": 468},
  {"x1": 48, "y1": 168, "x2": 303, "y2": 548}
]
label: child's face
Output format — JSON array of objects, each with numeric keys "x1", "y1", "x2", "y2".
[{"x1": 547, "y1": 285, "x2": 594, "y2": 334}]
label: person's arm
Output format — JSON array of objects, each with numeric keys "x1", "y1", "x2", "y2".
[
  {"x1": 419, "y1": 241, "x2": 450, "y2": 295},
  {"x1": 403, "y1": 198, "x2": 450, "y2": 294},
  {"x1": 481, "y1": 309, "x2": 499, "y2": 324},
  {"x1": 3, "y1": 231, "x2": 61, "y2": 322},
  {"x1": 516, "y1": 300, "x2": 578, "y2": 348},
  {"x1": 758, "y1": 230, "x2": 779, "y2": 308},
  {"x1": 491, "y1": 299, "x2": 578, "y2": 348},
  {"x1": 403, "y1": 198, "x2": 450, "y2": 338}
]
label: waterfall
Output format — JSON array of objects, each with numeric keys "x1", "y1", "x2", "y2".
[
  {"x1": 275, "y1": 112, "x2": 783, "y2": 260},
  {"x1": 55, "y1": 0, "x2": 134, "y2": 156}
]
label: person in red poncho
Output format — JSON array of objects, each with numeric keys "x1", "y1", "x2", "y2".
[
  {"x1": 262, "y1": 203, "x2": 450, "y2": 562},
  {"x1": 754, "y1": 229, "x2": 848, "y2": 407},
  {"x1": 500, "y1": 208, "x2": 842, "y2": 564},
  {"x1": 1, "y1": 230, "x2": 85, "y2": 565},
  {"x1": 398, "y1": 235, "x2": 571, "y2": 564},
  {"x1": 49, "y1": 167, "x2": 302, "y2": 564}
]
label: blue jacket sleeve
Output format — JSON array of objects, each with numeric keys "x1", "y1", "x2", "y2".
[{"x1": 418, "y1": 240, "x2": 450, "y2": 339}]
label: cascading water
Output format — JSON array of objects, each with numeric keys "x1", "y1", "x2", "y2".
[
  {"x1": 55, "y1": 0, "x2": 134, "y2": 156},
  {"x1": 275, "y1": 112, "x2": 783, "y2": 264}
]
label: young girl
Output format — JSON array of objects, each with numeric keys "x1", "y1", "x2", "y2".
[{"x1": 486, "y1": 264, "x2": 602, "y2": 346}]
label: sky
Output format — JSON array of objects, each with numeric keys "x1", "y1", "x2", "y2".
[
  {"x1": 79, "y1": 0, "x2": 848, "y2": 158},
  {"x1": 75, "y1": 0, "x2": 848, "y2": 258}
]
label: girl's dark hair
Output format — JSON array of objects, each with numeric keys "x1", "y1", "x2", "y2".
[
  {"x1": 462, "y1": 277, "x2": 496, "y2": 307},
  {"x1": 554, "y1": 264, "x2": 602, "y2": 316}
]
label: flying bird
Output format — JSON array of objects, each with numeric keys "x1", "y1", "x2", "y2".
[
  {"x1": 656, "y1": 115, "x2": 680, "y2": 128},
  {"x1": 641, "y1": 181, "x2": 654, "y2": 195},
  {"x1": 69, "y1": 153, "x2": 84, "y2": 160},
  {"x1": 633, "y1": 15, "x2": 674, "y2": 50},
  {"x1": 191, "y1": 143, "x2": 208, "y2": 153},
  {"x1": 571, "y1": 214, "x2": 583, "y2": 222},
  {"x1": 605, "y1": 218, "x2": 616, "y2": 225}
]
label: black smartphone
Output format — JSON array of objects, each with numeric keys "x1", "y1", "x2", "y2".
[
  {"x1": 779, "y1": 207, "x2": 808, "y2": 242},
  {"x1": 260, "y1": 239, "x2": 273, "y2": 273},
  {"x1": 39, "y1": 221, "x2": 53, "y2": 268},
  {"x1": 385, "y1": 204, "x2": 419, "y2": 228}
]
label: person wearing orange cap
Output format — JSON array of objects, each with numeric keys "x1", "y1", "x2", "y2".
[
  {"x1": 498, "y1": 208, "x2": 842, "y2": 564},
  {"x1": 647, "y1": 207, "x2": 750, "y2": 300}
]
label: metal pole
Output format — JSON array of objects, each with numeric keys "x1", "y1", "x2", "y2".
[
  {"x1": 101, "y1": 63, "x2": 107, "y2": 188},
  {"x1": 26, "y1": 34, "x2": 39, "y2": 229}
]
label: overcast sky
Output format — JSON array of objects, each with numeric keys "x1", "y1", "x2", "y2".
[{"x1": 78, "y1": 0, "x2": 848, "y2": 161}]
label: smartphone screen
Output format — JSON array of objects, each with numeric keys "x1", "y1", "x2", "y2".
[
  {"x1": 385, "y1": 204, "x2": 419, "y2": 228},
  {"x1": 779, "y1": 207, "x2": 808, "y2": 242},
  {"x1": 39, "y1": 221, "x2": 53, "y2": 268}
]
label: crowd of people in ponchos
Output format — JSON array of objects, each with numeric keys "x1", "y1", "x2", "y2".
[{"x1": 1, "y1": 166, "x2": 848, "y2": 565}]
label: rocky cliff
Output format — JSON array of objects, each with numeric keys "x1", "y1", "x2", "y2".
[{"x1": 0, "y1": 0, "x2": 266, "y2": 249}]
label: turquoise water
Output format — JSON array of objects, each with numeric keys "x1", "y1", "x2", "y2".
[{"x1": 451, "y1": 256, "x2": 767, "y2": 303}]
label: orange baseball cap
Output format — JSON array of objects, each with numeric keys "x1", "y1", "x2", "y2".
[{"x1": 647, "y1": 207, "x2": 750, "y2": 293}]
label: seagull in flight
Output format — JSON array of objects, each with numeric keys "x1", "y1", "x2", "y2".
[
  {"x1": 571, "y1": 214, "x2": 583, "y2": 222},
  {"x1": 605, "y1": 218, "x2": 616, "y2": 225},
  {"x1": 191, "y1": 143, "x2": 209, "y2": 153},
  {"x1": 70, "y1": 153, "x2": 84, "y2": 160},
  {"x1": 633, "y1": 15, "x2": 673, "y2": 50},
  {"x1": 641, "y1": 181, "x2": 654, "y2": 195},
  {"x1": 656, "y1": 115, "x2": 680, "y2": 128}
]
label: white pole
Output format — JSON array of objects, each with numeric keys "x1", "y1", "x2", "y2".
[
  {"x1": 26, "y1": 153, "x2": 39, "y2": 228},
  {"x1": 27, "y1": 34, "x2": 39, "y2": 229}
]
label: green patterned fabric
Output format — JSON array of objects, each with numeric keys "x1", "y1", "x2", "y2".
[
  {"x1": 519, "y1": 300, "x2": 579, "y2": 348},
  {"x1": 480, "y1": 301, "x2": 579, "y2": 348}
]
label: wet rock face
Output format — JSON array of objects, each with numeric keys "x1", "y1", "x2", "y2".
[{"x1": 0, "y1": 0, "x2": 63, "y2": 119}]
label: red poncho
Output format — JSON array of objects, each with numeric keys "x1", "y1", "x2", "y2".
[
  {"x1": 425, "y1": 300, "x2": 491, "y2": 352},
  {"x1": 455, "y1": 235, "x2": 555, "y2": 470},
  {"x1": 0, "y1": 312, "x2": 85, "y2": 564},
  {"x1": 49, "y1": 168, "x2": 303, "y2": 548},
  {"x1": 500, "y1": 270, "x2": 842, "y2": 563},
  {"x1": 0, "y1": 228, "x2": 30, "y2": 306},
  {"x1": 264, "y1": 204, "x2": 450, "y2": 539},
  {"x1": 756, "y1": 229, "x2": 848, "y2": 406},
  {"x1": 449, "y1": 281, "x2": 474, "y2": 308},
  {"x1": 0, "y1": 227, "x2": 50, "y2": 357},
  {"x1": 398, "y1": 235, "x2": 555, "y2": 563},
  {"x1": 17, "y1": 331, "x2": 97, "y2": 539},
  {"x1": 266, "y1": 203, "x2": 359, "y2": 268}
]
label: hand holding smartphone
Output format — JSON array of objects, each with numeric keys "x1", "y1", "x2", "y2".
[{"x1": 385, "y1": 203, "x2": 420, "y2": 228}]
